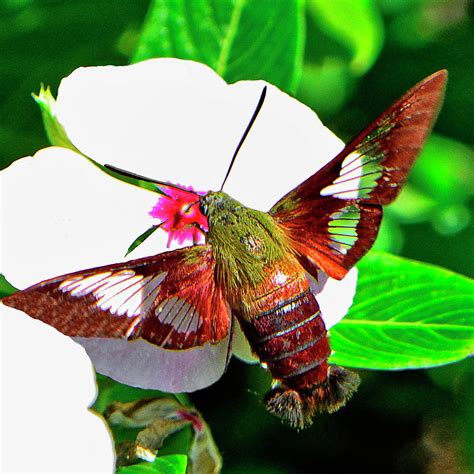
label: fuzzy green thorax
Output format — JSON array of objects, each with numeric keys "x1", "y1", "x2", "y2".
[{"x1": 201, "y1": 191, "x2": 289, "y2": 291}]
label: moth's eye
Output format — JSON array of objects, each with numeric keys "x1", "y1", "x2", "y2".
[{"x1": 199, "y1": 198, "x2": 209, "y2": 215}]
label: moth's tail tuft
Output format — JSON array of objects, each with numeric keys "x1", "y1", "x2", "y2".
[
  {"x1": 264, "y1": 365, "x2": 360, "y2": 429},
  {"x1": 264, "y1": 386, "x2": 315, "y2": 430},
  {"x1": 316, "y1": 365, "x2": 360, "y2": 413}
]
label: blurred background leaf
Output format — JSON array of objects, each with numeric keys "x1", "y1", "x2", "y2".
[
  {"x1": 133, "y1": 0, "x2": 305, "y2": 94},
  {"x1": 93, "y1": 374, "x2": 170, "y2": 414},
  {"x1": 298, "y1": 0, "x2": 384, "y2": 117},
  {"x1": 308, "y1": 0, "x2": 384, "y2": 76}
]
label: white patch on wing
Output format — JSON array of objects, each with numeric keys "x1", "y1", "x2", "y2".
[
  {"x1": 186, "y1": 308, "x2": 200, "y2": 333},
  {"x1": 60, "y1": 270, "x2": 168, "y2": 317},
  {"x1": 328, "y1": 205, "x2": 360, "y2": 255},
  {"x1": 125, "y1": 316, "x2": 142, "y2": 338},
  {"x1": 59, "y1": 273, "x2": 111, "y2": 293},
  {"x1": 320, "y1": 150, "x2": 385, "y2": 200},
  {"x1": 320, "y1": 151, "x2": 363, "y2": 199},
  {"x1": 95, "y1": 274, "x2": 144, "y2": 314},
  {"x1": 155, "y1": 297, "x2": 201, "y2": 334}
]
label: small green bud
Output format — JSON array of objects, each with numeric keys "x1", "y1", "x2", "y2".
[{"x1": 32, "y1": 85, "x2": 81, "y2": 153}]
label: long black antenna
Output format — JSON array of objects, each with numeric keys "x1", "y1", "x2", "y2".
[
  {"x1": 220, "y1": 86, "x2": 267, "y2": 191},
  {"x1": 104, "y1": 164, "x2": 192, "y2": 195}
]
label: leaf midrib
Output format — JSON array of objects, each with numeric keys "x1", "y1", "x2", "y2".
[
  {"x1": 215, "y1": 0, "x2": 246, "y2": 76},
  {"x1": 337, "y1": 319, "x2": 473, "y2": 331}
]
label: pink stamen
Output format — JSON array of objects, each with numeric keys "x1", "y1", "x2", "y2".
[{"x1": 149, "y1": 185, "x2": 208, "y2": 247}]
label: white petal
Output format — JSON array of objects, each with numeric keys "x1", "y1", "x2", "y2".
[
  {"x1": 54, "y1": 58, "x2": 344, "y2": 210},
  {"x1": 223, "y1": 81, "x2": 344, "y2": 210},
  {"x1": 55, "y1": 59, "x2": 233, "y2": 192},
  {"x1": 75, "y1": 333, "x2": 231, "y2": 393},
  {"x1": 1, "y1": 147, "x2": 160, "y2": 288},
  {"x1": 315, "y1": 268, "x2": 359, "y2": 329},
  {"x1": 231, "y1": 317, "x2": 258, "y2": 364},
  {"x1": 1, "y1": 306, "x2": 114, "y2": 471}
]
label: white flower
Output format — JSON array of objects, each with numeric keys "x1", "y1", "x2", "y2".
[
  {"x1": 1, "y1": 58, "x2": 357, "y2": 468},
  {"x1": 0, "y1": 310, "x2": 115, "y2": 471}
]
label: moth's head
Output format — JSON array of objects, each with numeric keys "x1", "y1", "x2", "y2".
[
  {"x1": 149, "y1": 188, "x2": 244, "y2": 247},
  {"x1": 200, "y1": 191, "x2": 233, "y2": 213},
  {"x1": 200, "y1": 191, "x2": 243, "y2": 220}
]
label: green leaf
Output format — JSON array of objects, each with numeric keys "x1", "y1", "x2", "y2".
[
  {"x1": 298, "y1": 0, "x2": 384, "y2": 117},
  {"x1": 386, "y1": 184, "x2": 437, "y2": 224},
  {"x1": 93, "y1": 374, "x2": 169, "y2": 414},
  {"x1": 330, "y1": 252, "x2": 474, "y2": 370},
  {"x1": 92, "y1": 162, "x2": 163, "y2": 194},
  {"x1": 386, "y1": 135, "x2": 473, "y2": 235},
  {"x1": 0, "y1": 274, "x2": 17, "y2": 298},
  {"x1": 371, "y1": 214, "x2": 403, "y2": 254},
  {"x1": 307, "y1": 0, "x2": 384, "y2": 76},
  {"x1": 116, "y1": 454, "x2": 187, "y2": 474},
  {"x1": 132, "y1": 0, "x2": 305, "y2": 94},
  {"x1": 125, "y1": 225, "x2": 162, "y2": 257}
]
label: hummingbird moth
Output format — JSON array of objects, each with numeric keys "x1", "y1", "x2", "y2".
[{"x1": 2, "y1": 70, "x2": 447, "y2": 429}]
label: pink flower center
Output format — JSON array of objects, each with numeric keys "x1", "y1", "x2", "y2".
[{"x1": 149, "y1": 185, "x2": 208, "y2": 247}]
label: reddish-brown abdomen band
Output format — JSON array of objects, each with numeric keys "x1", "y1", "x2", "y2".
[{"x1": 238, "y1": 290, "x2": 330, "y2": 391}]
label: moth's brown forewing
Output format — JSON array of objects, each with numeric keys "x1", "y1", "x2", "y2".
[{"x1": 3, "y1": 245, "x2": 230, "y2": 349}]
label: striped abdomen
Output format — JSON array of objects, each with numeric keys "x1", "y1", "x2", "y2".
[
  {"x1": 234, "y1": 262, "x2": 360, "y2": 429},
  {"x1": 238, "y1": 286, "x2": 330, "y2": 392}
]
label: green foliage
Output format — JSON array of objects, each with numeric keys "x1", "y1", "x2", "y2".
[
  {"x1": 93, "y1": 376, "x2": 192, "y2": 465},
  {"x1": 0, "y1": 274, "x2": 17, "y2": 298},
  {"x1": 133, "y1": 0, "x2": 305, "y2": 93},
  {"x1": 299, "y1": 0, "x2": 383, "y2": 117},
  {"x1": 0, "y1": 0, "x2": 149, "y2": 169},
  {"x1": 307, "y1": 0, "x2": 384, "y2": 76},
  {"x1": 125, "y1": 225, "x2": 162, "y2": 257},
  {"x1": 116, "y1": 455, "x2": 187, "y2": 474},
  {"x1": 93, "y1": 374, "x2": 169, "y2": 414},
  {"x1": 331, "y1": 252, "x2": 474, "y2": 369},
  {"x1": 412, "y1": 134, "x2": 474, "y2": 206}
]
